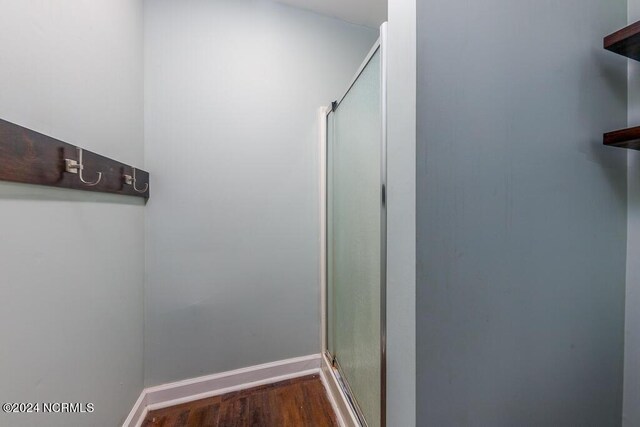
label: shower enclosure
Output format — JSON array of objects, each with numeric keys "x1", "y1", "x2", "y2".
[{"x1": 324, "y1": 24, "x2": 387, "y2": 427}]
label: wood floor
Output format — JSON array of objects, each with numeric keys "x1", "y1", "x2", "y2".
[{"x1": 142, "y1": 374, "x2": 338, "y2": 427}]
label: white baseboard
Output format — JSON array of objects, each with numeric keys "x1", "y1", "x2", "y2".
[
  {"x1": 122, "y1": 391, "x2": 148, "y2": 427},
  {"x1": 122, "y1": 354, "x2": 322, "y2": 427},
  {"x1": 320, "y1": 353, "x2": 361, "y2": 427}
]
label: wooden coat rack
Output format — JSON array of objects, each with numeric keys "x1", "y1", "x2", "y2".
[{"x1": 0, "y1": 118, "x2": 149, "y2": 198}]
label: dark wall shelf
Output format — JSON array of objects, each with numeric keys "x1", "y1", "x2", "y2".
[
  {"x1": 604, "y1": 126, "x2": 640, "y2": 151},
  {"x1": 0, "y1": 118, "x2": 150, "y2": 198},
  {"x1": 605, "y1": 20, "x2": 640, "y2": 62},
  {"x1": 603, "y1": 22, "x2": 640, "y2": 151}
]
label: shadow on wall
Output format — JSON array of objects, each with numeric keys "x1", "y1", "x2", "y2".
[
  {"x1": 0, "y1": 181, "x2": 146, "y2": 206},
  {"x1": 585, "y1": 48, "x2": 627, "y2": 204}
]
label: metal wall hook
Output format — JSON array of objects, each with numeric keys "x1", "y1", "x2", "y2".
[
  {"x1": 132, "y1": 168, "x2": 149, "y2": 193},
  {"x1": 124, "y1": 167, "x2": 148, "y2": 193},
  {"x1": 65, "y1": 147, "x2": 102, "y2": 186}
]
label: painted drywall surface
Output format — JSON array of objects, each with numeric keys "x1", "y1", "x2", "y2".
[
  {"x1": 625, "y1": 2, "x2": 640, "y2": 426},
  {"x1": 386, "y1": 0, "x2": 417, "y2": 425},
  {"x1": 0, "y1": 1, "x2": 145, "y2": 426},
  {"x1": 273, "y1": 0, "x2": 387, "y2": 29},
  {"x1": 416, "y1": 0, "x2": 627, "y2": 425},
  {"x1": 144, "y1": 0, "x2": 378, "y2": 386}
]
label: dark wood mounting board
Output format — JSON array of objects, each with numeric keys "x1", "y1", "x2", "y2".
[
  {"x1": 604, "y1": 126, "x2": 640, "y2": 151},
  {"x1": 0, "y1": 118, "x2": 149, "y2": 198},
  {"x1": 605, "y1": 20, "x2": 640, "y2": 62}
]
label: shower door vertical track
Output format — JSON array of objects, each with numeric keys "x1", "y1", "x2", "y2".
[
  {"x1": 379, "y1": 22, "x2": 388, "y2": 427},
  {"x1": 323, "y1": 22, "x2": 387, "y2": 427}
]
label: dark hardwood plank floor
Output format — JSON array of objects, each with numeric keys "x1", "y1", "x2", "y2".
[{"x1": 142, "y1": 374, "x2": 338, "y2": 427}]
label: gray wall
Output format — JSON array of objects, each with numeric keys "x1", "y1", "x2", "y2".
[
  {"x1": 144, "y1": 0, "x2": 377, "y2": 386},
  {"x1": 0, "y1": 1, "x2": 145, "y2": 426},
  {"x1": 416, "y1": 0, "x2": 628, "y2": 425},
  {"x1": 625, "y1": 1, "x2": 640, "y2": 425}
]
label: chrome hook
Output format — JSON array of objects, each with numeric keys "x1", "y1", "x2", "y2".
[
  {"x1": 124, "y1": 167, "x2": 148, "y2": 193},
  {"x1": 64, "y1": 148, "x2": 102, "y2": 186}
]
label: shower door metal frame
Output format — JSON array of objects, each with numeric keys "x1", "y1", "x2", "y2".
[{"x1": 323, "y1": 22, "x2": 387, "y2": 427}]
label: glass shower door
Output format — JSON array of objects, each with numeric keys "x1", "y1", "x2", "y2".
[{"x1": 327, "y1": 45, "x2": 384, "y2": 427}]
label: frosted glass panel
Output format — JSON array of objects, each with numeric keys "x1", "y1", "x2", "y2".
[{"x1": 328, "y1": 48, "x2": 381, "y2": 427}]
